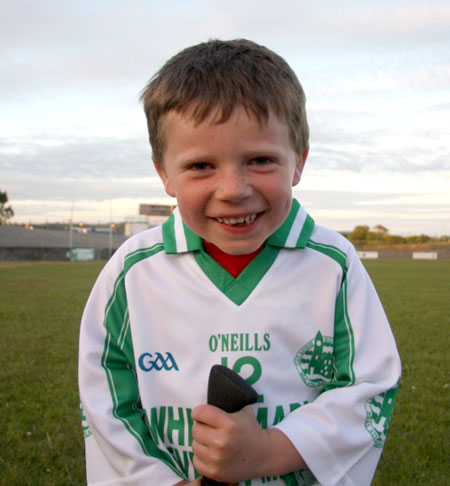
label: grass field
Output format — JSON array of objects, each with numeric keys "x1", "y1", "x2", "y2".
[{"x1": 0, "y1": 259, "x2": 449, "y2": 485}]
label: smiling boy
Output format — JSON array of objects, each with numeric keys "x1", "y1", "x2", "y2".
[{"x1": 79, "y1": 39, "x2": 401, "y2": 486}]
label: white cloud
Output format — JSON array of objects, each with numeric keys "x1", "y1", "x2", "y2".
[{"x1": 299, "y1": 169, "x2": 450, "y2": 194}]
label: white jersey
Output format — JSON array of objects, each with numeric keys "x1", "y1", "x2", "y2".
[{"x1": 79, "y1": 199, "x2": 401, "y2": 486}]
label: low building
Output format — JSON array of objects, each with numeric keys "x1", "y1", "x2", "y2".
[{"x1": 0, "y1": 226, "x2": 127, "y2": 261}]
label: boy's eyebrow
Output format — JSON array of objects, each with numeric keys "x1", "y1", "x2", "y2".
[
  {"x1": 166, "y1": 149, "x2": 215, "y2": 166},
  {"x1": 176, "y1": 153, "x2": 213, "y2": 165}
]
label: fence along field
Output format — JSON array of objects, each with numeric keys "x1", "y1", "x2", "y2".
[{"x1": 0, "y1": 259, "x2": 448, "y2": 485}]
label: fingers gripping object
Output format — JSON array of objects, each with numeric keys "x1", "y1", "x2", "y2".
[{"x1": 201, "y1": 365, "x2": 259, "y2": 486}]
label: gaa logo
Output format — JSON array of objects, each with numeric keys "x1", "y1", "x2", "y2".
[
  {"x1": 294, "y1": 331, "x2": 334, "y2": 387},
  {"x1": 138, "y1": 352, "x2": 179, "y2": 372}
]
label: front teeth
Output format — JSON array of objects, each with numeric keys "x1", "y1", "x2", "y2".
[{"x1": 217, "y1": 214, "x2": 257, "y2": 225}]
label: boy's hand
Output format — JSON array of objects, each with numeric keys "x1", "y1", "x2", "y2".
[{"x1": 191, "y1": 404, "x2": 269, "y2": 484}]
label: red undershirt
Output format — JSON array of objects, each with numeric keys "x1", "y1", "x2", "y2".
[{"x1": 202, "y1": 240, "x2": 264, "y2": 278}]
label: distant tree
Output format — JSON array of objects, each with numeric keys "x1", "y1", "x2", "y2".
[
  {"x1": 349, "y1": 225, "x2": 370, "y2": 241},
  {"x1": 384, "y1": 235, "x2": 406, "y2": 245},
  {"x1": 366, "y1": 232, "x2": 378, "y2": 241},
  {"x1": 407, "y1": 235, "x2": 420, "y2": 244},
  {"x1": 407, "y1": 234, "x2": 431, "y2": 244},
  {"x1": 416, "y1": 234, "x2": 431, "y2": 244},
  {"x1": 0, "y1": 191, "x2": 14, "y2": 225},
  {"x1": 373, "y1": 224, "x2": 388, "y2": 234}
]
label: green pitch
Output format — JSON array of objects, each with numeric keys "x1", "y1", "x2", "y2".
[
  {"x1": 0, "y1": 259, "x2": 448, "y2": 485},
  {"x1": 362, "y1": 259, "x2": 450, "y2": 485}
]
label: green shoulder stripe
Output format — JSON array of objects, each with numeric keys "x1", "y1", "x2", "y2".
[
  {"x1": 328, "y1": 277, "x2": 356, "y2": 388},
  {"x1": 101, "y1": 243, "x2": 184, "y2": 477},
  {"x1": 306, "y1": 239, "x2": 356, "y2": 389},
  {"x1": 306, "y1": 239, "x2": 347, "y2": 271}
]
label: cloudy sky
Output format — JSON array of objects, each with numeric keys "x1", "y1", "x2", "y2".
[{"x1": 1, "y1": 0, "x2": 449, "y2": 236}]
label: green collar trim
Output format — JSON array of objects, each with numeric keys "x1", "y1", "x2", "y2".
[
  {"x1": 161, "y1": 200, "x2": 315, "y2": 305},
  {"x1": 162, "y1": 210, "x2": 203, "y2": 254},
  {"x1": 194, "y1": 245, "x2": 281, "y2": 305},
  {"x1": 266, "y1": 199, "x2": 315, "y2": 249}
]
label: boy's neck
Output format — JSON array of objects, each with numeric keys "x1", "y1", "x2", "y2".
[{"x1": 202, "y1": 240, "x2": 264, "y2": 278}]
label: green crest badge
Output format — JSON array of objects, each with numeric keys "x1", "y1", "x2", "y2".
[
  {"x1": 294, "y1": 331, "x2": 334, "y2": 387},
  {"x1": 365, "y1": 386, "x2": 398, "y2": 448}
]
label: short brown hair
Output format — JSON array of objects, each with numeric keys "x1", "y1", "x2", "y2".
[{"x1": 140, "y1": 39, "x2": 309, "y2": 163}]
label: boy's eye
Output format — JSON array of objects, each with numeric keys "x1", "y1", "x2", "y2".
[
  {"x1": 250, "y1": 157, "x2": 272, "y2": 166},
  {"x1": 189, "y1": 162, "x2": 212, "y2": 171}
]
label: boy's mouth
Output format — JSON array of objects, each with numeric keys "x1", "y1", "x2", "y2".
[{"x1": 216, "y1": 214, "x2": 258, "y2": 226}]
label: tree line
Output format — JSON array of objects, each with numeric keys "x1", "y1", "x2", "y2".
[{"x1": 346, "y1": 225, "x2": 449, "y2": 245}]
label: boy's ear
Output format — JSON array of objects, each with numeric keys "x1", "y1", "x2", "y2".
[
  {"x1": 153, "y1": 157, "x2": 176, "y2": 197},
  {"x1": 292, "y1": 147, "x2": 309, "y2": 187}
]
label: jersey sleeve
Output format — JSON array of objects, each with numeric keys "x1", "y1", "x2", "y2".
[
  {"x1": 78, "y1": 254, "x2": 186, "y2": 486},
  {"x1": 274, "y1": 247, "x2": 401, "y2": 486}
]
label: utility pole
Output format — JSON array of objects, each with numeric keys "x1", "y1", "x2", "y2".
[{"x1": 69, "y1": 202, "x2": 74, "y2": 261}]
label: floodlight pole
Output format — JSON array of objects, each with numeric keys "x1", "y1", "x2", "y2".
[{"x1": 69, "y1": 202, "x2": 74, "y2": 261}]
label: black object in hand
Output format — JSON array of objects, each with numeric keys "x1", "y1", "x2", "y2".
[{"x1": 201, "y1": 365, "x2": 258, "y2": 486}]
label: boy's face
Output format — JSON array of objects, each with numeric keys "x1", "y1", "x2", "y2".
[{"x1": 154, "y1": 107, "x2": 307, "y2": 255}]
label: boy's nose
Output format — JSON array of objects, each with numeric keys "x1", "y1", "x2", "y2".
[{"x1": 215, "y1": 167, "x2": 252, "y2": 203}]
